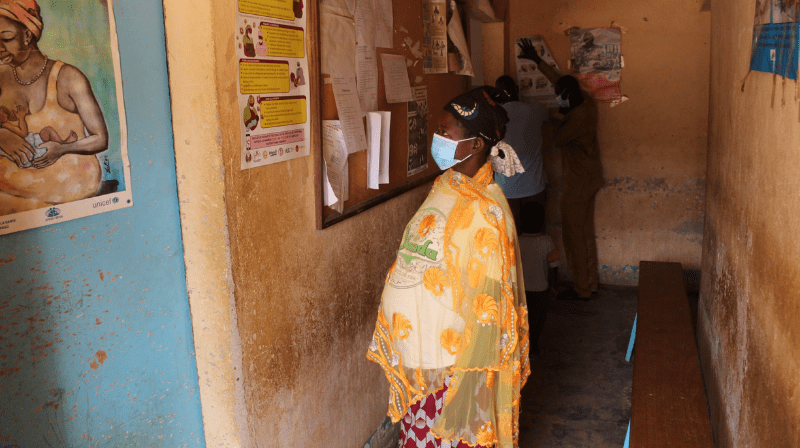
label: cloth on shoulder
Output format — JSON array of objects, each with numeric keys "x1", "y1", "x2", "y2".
[{"x1": 494, "y1": 101, "x2": 548, "y2": 199}]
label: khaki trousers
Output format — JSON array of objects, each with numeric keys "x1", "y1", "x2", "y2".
[{"x1": 560, "y1": 185, "x2": 599, "y2": 298}]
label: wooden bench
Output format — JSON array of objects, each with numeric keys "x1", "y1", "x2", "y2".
[{"x1": 629, "y1": 261, "x2": 714, "y2": 447}]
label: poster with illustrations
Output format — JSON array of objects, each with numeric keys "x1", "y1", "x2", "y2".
[
  {"x1": 569, "y1": 28, "x2": 622, "y2": 103},
  {"x1": 407, "y1": 86, "x2": 428, "y2": 176},
  {"x1": 422, "y1": 0, "x2": 447, "y2": 74},
  {"x1": 0, "y1": 0, "x2": 130, "y2": 236},
  {"x1": 237, "y1": 0, "x2": 311, "y2": 170},
  {"x1": 773, "y1": 0, "x2": 798, "y2": 23},
  {"x1": 570, "y1": 28, "x2": 622, "y2": 80},
  {"x1": 751, "y1": 0, "x2": 799, "y2": 80},
  {"x1": 514, "y1": 36, "x2": 561, "y2": 108}
]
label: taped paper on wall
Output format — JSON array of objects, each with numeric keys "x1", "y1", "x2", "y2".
[
  {"x1": 569, "y1": 28, "x2": 623, "y2": 102},
  {"x1": 447, "y1": 0, "x2": 474, "y2": 76},
  {"x1": 366, "y1": 112, "x2": 391, "y2": 189},
  {"x1": 323, "y1": 120, "x2": 349, "y2": 213},
  {"x1": 514, "y1": 36, "x2": 561, "y2": 108},
  {"x1": 750, "y1": 0, "x2": 799, "y2": 80},
  {"x1": 237, "y1": 1, "x2": 311, "y2": 170},
  {"x1": 422, "y1": 0, "x2": 448, "y2": 74},
  {"x1": 407, "y1": 86, "x2": 429, "y2": 176},
  {"x1": 381, "y1": 53, "x2": 414, "y2": 103},
  {"x1": 357, "y1": 46, "x2": 379, "y2": 114}
]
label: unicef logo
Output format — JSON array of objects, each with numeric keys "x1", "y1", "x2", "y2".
[
  {"x1": 45, "y1": 207, "x2": 61, "y2": 218},
  {"x1": 112, "y1": 197, "x2": 119, "y2": 204}
]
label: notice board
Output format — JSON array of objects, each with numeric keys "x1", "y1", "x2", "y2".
[{"x1": 312, "y1": 0, "x2": 473, "y2": 228}]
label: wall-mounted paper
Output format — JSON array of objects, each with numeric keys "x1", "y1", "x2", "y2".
[
  {"x1": 323, "y1": 120, "x2": 349, "y2": 213},
  {"x1": 323, "y1": 161, "x2": 339, "y2": 206},
  {"x1": 332, "y1": 74, "x2": 369, "y2": 154},
  {"x1": 355, "y1": 0, "x2": 375, "y2": 47},
  {"x1": 514, "y1": 36, "x2": 562, "y2": 108},
  {"x1": 374, "y1": 0, "x2": 394, "y2": 48},
  {"x1": 321, "y1": 0, "x2": 356, "y2": 17},
  {"x1": 357, "y1": 46, "x2": 379, "y2": 114},
  {"x1": 422, "y1": 0, "x2": 448, "y2": 74},
  {"x1": 321, "y1": 12, "x2": 356, "y2": 76},
  {"x1": 447, "y1": 0, "x2": 474, "y2": 76},
  {"x1": 407, "y1": 86, "x2": 429, "y2": 176},
  {"x1": 378, "y1": 112, "x2": 391, "y2": 184},
  {"x1": 366, "y1": 111, "x2": 391, "y2": 189},
  {"x1": 569, "y1": 28, "x2": 622, "y2": 102},
  {"x1": 366, "y1": 113, "x2": 382, "y2": 189},
  {"x1": 381, "y1": 53, "x2": 414, "y2": 103}
]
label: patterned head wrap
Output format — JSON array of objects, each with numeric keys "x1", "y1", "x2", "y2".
[
  {"x1": 443, "y1": 87, "x2": 508, "y2": 146},
  {"x1": 0, "y1": 0, "x2": 43, "y2": 40},
  {"x1": 444, "y1": 87, "x2": 525, "y2": 176}
]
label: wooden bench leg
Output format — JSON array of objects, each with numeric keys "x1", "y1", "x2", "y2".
[{"x1": 626, "y1": 313, "x2": 637, "y2": 362}]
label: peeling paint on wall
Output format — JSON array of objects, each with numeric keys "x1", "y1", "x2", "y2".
[
  {"x1": 0, "y1": 1, "x2": 204, "y2": 446},
  {"x1": 598, "y1": 264, "x2": 640, "y2": 284}
]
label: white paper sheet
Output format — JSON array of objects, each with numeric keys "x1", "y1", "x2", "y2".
[
  {"x1": 447, "y1": 0, "x2": 474, "y2": 76},
  {"x1": 365, "y1": 111, "x2": 391, "y2": 189},
  {"x1": 374, "y1": 0, "x2": 394, "y2": 48},
  {"x1": 357, "y1": 46, "x2": 379, "y2": 114},
  {"x1": 381, "y1": 53, "x2": 414, "y2": 103},
  {"x1": 323, "y1": 120, "x2": 350, "y2": 212},
  {"x1": 321, "y1": 12, "x2": 356, "y2": 76},
  {"x1": 332, "y1": 74, "x2": 369, "y2": 154},
  {"x1": 355, "y1": 0, "x2": 375, "y2": 47},
  {"x1": 323, "y1": 162, "x2": 339, "y2": 206},
  {"x1": 366, "y1": 113, "x2": 382, "y2": 189},
  {"x1": 378, "y1": 111, "x2": 391, "y2": 184},
  {"x1": 321, "y1": 0, "x2": 356, "y2": 17}
]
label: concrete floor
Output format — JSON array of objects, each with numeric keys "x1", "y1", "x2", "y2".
[{"x1": 518, "y1": 285, "x2": 638, "y2": 448}]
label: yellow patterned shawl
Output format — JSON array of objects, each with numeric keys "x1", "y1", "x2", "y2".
[{"x1": 367, "y1": 162, "x2": 530, "y2": 448}]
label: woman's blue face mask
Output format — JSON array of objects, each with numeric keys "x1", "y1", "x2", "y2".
[{"x1": 431, "y1": 133, "x2": 476, "y2": 170}]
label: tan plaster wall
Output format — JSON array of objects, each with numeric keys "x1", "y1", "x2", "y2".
[
  {"x1": 698, "y1": 1, "x2": 800, "y2": 446},
  {"x1": 208, "y1": 2, "x2": 431, "y2": 446},
  {"x1": 482, "y1": 22, "x2": 506, "y2": 89},
  {"x1": 164, "y1": 0, "x2": 249, "y2": 446},
  {"x1": 507, "y1": 0, "x2": 710, "y2": 284}
]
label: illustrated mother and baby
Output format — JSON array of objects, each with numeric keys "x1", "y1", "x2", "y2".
[{"x1": 0, "y1": 0, "x2": 110, "y2": 215}]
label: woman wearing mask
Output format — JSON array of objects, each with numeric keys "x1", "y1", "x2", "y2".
[{"x1": 367, "y1": 88, "x2": 530, "y2": 448}]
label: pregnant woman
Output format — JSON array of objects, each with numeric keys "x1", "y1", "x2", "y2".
[{"x1": 0, "y1": 0, "x2": 109, "y2": 215}]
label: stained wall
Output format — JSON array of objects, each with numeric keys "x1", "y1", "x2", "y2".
[
  {"x1": 0, "y1": 1, "x2": 205, "y2": 446},
  {"x1": 698, "y1": 1, "x2": 800, "y2": 446},
  {"x1": 506, "y1": 0, "x2": 710, "y2": 284},
  {"x1": 162, "y1": 1, "x2": 436, "y2": 446}
]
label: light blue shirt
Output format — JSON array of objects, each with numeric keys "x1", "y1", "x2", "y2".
[{"x1": 494, "y1": 101, "x2": 548, "y2": 198}]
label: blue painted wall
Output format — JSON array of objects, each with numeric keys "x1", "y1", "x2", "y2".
[{"x1": 0, "y1": 1, "x2": 205, "y2": 446}]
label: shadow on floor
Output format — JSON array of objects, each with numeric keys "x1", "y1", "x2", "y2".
[{"x1": 518, "y1": 285, "x2": 637, "y2": 448}]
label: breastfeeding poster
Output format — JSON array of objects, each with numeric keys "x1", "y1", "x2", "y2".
[
  {"x1": 0, "y1": 0, "x2": 130, "y2": 236},
  {"x1": 237, "y1": 0, "x2": 311, "y2": 170}
]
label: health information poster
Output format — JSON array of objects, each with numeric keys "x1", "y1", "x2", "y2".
[{"x1": 237, "y1": 0, "x2": 311, "y2": 169}]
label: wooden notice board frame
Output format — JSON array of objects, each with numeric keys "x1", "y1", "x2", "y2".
[{"x1": 312, "y1": 0, "x2": 473, "y2": 229}]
